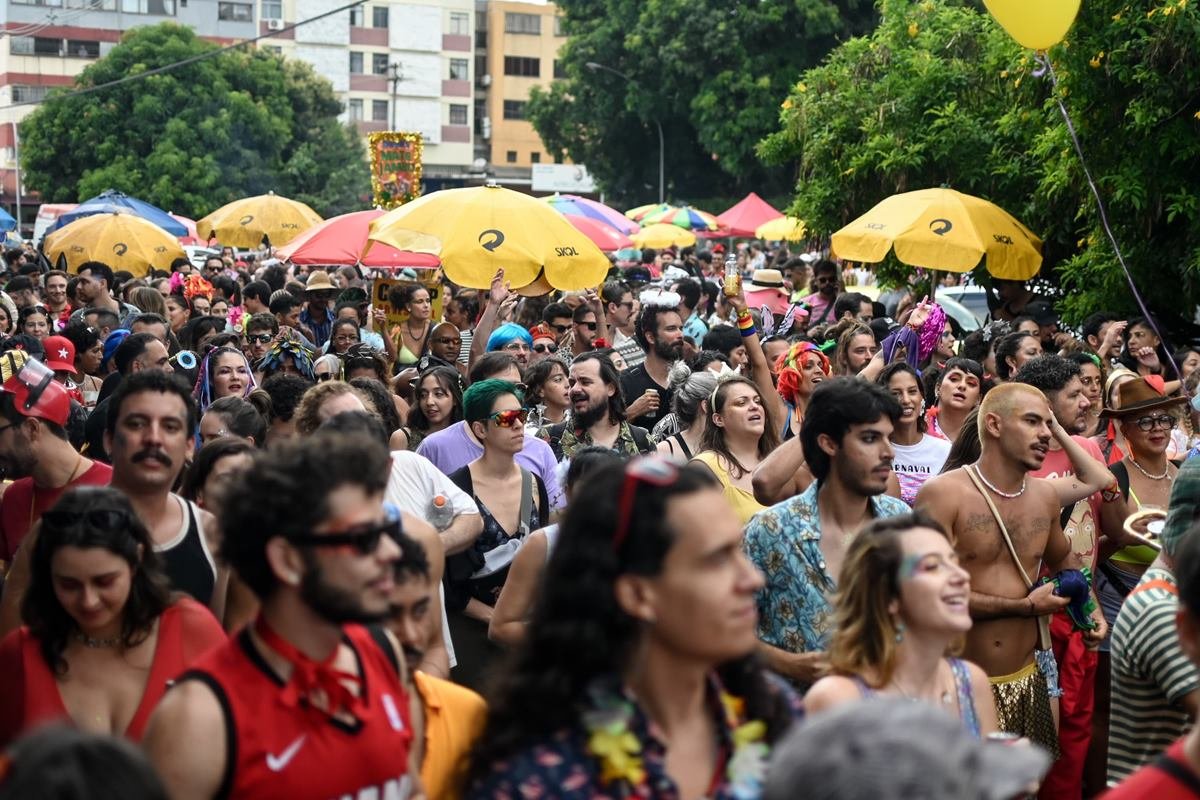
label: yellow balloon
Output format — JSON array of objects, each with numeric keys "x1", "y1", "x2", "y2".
[{"x1": 983, "y1": 0, "x2": 1081, "y2": 50}]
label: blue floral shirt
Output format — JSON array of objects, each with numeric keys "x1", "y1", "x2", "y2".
[
  {"x1": 744, "y1": 482, "x2": 909, "y2": 656},
  {"x1": 467, "y1": 674, "x2": 802, "y2": 800}
]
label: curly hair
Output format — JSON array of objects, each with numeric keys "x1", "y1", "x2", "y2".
[
  {"x1": 24, "y1": 487, "x2": 172, "y2": 675},
  {"x1": 294, "y1": 381, "x2": 377, "y2": 435},
  {"x1": 216, "y1": 432, "x2": 391, "y2": 599}
]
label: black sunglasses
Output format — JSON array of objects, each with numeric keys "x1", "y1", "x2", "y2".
[
  {"x1": 549, "y1": 323, "x2": 570, "y2": 334},
  {"x1": 247, "y1": 334, "x2": 273, "y2": 344},
  {"x1": 285, "y1": 512, "x2": 402, "y2": 555},
  {"x1": 43, "y1": 508, "x2": 134, "y2": 530},
  {"x1": 533, "y1": 342, "x2": 558, "y2": 353},
  {"x1": 578, "y1": 321, "x2": 597, "y2": 330}
]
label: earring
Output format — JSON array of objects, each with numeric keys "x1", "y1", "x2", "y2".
[{"x1": 894, "y1": 622, "x2": 905, "y2": 643}]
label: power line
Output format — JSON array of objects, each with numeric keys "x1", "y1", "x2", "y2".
[{"x1": 0, "y1": 0, "x2": 369, "y2": 111}]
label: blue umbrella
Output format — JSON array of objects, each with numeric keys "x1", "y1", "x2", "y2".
[
  {"x1": 0, "y1": 207, "x2": 15, "y2": 233},
  {"x1": 48, "y1": 189, "x2": 188, "y2": 237}
]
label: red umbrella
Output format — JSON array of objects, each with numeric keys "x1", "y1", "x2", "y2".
[
  {"x1": 717, "y1": 192, "x2": 784, "y2": 237},
  {"x1": 565, "y1": 215, "x2": 634, "y2": 252},
  {"x1": 275, "y1": 209, "x2": 440, "y2": 269}
]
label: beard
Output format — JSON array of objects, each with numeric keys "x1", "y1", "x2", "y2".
[
  {"x1": 652, "y1": 338, "x2": 683, "y2": 362},
  {"x1": 0, "y1": 433, "x2": 36, "y2": 480},
  {"x1": 574, "y1": 397, "x2": 610, "y2": 429},
  {"x1": 300, "y1": 560, "x2": 389, "y2": 625}
]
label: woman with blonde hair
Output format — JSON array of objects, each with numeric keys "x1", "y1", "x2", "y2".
[
  {"x1": 805, "y1": 511, "x2": 998, "y2": 737},
  {"x1": 129, "y1": 286, "x2": 168, "y2": 318},
  {"x1": 293, "y1": 381, "x2": 377, "y2": 435}
]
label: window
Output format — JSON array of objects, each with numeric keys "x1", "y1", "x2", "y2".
[
  {"x1": 372, "y1": 100, "x2": 388, "y2": 121},
  {"x1": 554, "y1": 15, "x2": 566, "y2": 36},
  {"x1": 13, "y1": 37, "x2": 66, "y2": 55},
  {"x1": 506, "y1": 151, "x2": 517, "y2": 163},
  {"x1": 263, "y1": 45, "x2": 283, "y2": 55},
  {"x1": 530, "y1": 152, "x2": 540, "y2": 164},
  {"x1": 503, "y1": 56, "x2": 539, "y2": 77},
  {"x1": 12, "y1": 86, "x2": 48, "y2": 103},
  {"x1": 474, "y1": 55, "x2": 486, "y2": 81},
  {"x1": 119, "y1": 0, "x2": 175, "y2": 12},
  {"x1": 372, "y1": 6, "x2": 388, "y2": 28},
  {"x1": 349, "y1": 51, "x2": 363, "y2": 74},
  {"x1": 217, "y1": 1, "x2": 251, "y2": 20},
  {"x1": 449, "y1": 11, "x2": 469, "y2": 35},
  {"x1": 260, "y1": 0, "x2": 281, "y2": 19},
  {"x1": 67, "y1": 39, "x2": 100, "y2": 57},
  {"x1": 348, "y1": 99, "x2": 363, "y2": 121},
  {"x1": 553, "y1": 60, "x2": 566, "y2": 79},
  {"x1": 449, "y1": 58, "x2": 469, "y2": 80},
  {"x1": 502, "y1": 100, "x2": 526, "y2": 120},
  {"x1": 372, "y1": 53, "x2": 389, "y2": 75},
  {"x1": 504, "y1": 12, "x2": 539, "y2": 35},
  {"x1": 474, "y1": 99, "x2": 486, "y2": 133},
  {"x1": 349, "y1": 6, "x2": 363, "y2": 26},
  {"x1": 449, "y1": 104, "x2": 468, "y2": 125}
]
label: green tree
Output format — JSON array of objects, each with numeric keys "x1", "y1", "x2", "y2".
[
  {"x1": 527, "y1": 0, "x2": 876, "y2": 207},
  {"x1": 21, "y1": 23, "x2": 368, "y2": 218},
  {"x1": 761, "y1": 0, "x2": 1200, "y2": 325}
]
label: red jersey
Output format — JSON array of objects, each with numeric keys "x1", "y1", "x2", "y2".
[
  {"x1": 0, "y1": 598, "x2": 225, "y2": 747},
  {"x1": 181, "y1": 625, "x2": 415, "y2": 800},
  {"x1": 0, "y1": 461, "x2": 113, "y2": 561}
]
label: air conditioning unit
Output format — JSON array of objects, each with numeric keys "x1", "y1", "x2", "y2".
[
  {"x1": 265, "y1": 19, "x2": 285, "y2": 30},
  {"x1": 480, "y1": 74, "x2": 492, "y2": 87}
]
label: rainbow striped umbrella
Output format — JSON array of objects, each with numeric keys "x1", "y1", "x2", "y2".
[
  {"x1": 641, "y1": 204, "x2": 720, "y2": 231},
  {"x1": 625, "y1": 202, "x2": 671, "y2": 222},
  {"x1": 544, "y1": 193, "x2": 639, "y2": 235}
]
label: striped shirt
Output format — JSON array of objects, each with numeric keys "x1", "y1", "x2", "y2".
[
  {"x1": 1108, "y1": 567, "x2": 1200, "y2": 786},
  {"x1": 613, "y1": 329, "x2": 645, "y2": 369}
]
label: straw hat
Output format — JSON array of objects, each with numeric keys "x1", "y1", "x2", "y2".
[{"x1": 304, "y1": 270, "x2": 336, "y2": 293}]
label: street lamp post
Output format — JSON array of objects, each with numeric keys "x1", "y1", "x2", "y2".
[{"x1": 585, "y1": 61, "x2": 663, "y2": 204}]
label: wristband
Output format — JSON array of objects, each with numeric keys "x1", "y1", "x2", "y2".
[
  {"x1": 1101, "y1": 480, "x2": 1122, "y2": 503},
  {"x1": 736, "y1": 309, "x2": 754, "y2": 325},
  {"x1": 739, "y1": 324, "x2": 757, "y2": 338}
]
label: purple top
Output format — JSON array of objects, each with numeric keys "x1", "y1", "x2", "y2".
[{"x1": 416, "y1": 421, "x2": 565, "y2": 510}]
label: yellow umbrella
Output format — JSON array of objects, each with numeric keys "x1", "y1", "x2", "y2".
[
  {"x1": 44, "y1": 210, "x2": 186, "y2": 278},
  {"x1": 365, "y1": 184, "x2": 610, "y2": 291},
  {"x1": 631, "y1": 223, "x2": 697, "y2": 249},
  {"x1": 755, "y1": 216, "x2": 807, "y2": 242},
  {"x1": 197, "y1": 191, "x2": 323, "y2": 248},
  {"x1": 830, "y1": 187, "x2": 1042, "y2": 279}
]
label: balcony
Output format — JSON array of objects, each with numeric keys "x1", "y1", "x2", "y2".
[
  {"x1": 353, "y1": 120, "x2": 390, "y2": 134},
  {"x1": 441, "y1": 125, "x2": 470, "y2": 143},
  {"x1": 442, "y1": 33, "x2": 470, "y2": 52},
  {"x1": 350, "y1": 26, "x2": 388, "y2": 46},
  {"x1": 350, "y1": 74, "x2": 389, "y2": 92},
  {"x1": 441, "y1": 79, "x2": 469, "y2": 97}
]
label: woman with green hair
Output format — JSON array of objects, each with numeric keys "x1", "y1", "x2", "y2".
[{"x1": 445, "y1": 378, "x2": 549, "y2": 689}]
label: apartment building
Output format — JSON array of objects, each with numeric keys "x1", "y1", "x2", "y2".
[
  {"x1": 0, "y1": 0, "x2": 255, "y2": 213},
  {"x1": 478, "y1": 0, "x2": 565, "y2": 185},
  {"x1": 260, "y1": 0, "x2": 475, "y2": 188}
]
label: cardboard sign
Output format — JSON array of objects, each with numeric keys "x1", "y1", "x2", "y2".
[{"x1": 373, "y1": 275, "x2": 443, "y2": 327}]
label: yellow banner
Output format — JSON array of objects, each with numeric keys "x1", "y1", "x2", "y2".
[{"x1": 369, "y1": 131, "x2": 423, "y2": 209}]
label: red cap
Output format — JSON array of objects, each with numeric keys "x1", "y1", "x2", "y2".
[
  {"x1": 41, "y1": 336, "x2": 77, "y2": 375},
  {"x1": 1, "y1": 358, "x2": 70, "y2": 427}
]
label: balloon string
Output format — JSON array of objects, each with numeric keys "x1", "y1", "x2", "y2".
[{"x1": 1037, "y1": 52, "x2": 1183, "y2": 387}]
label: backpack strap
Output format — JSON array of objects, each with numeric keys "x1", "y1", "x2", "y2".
[
  {"x1": 367, "y1": 625, "x2": 401, "y2": 677},
  {"x1": 516, "y1": 468, "x2": 534, "y2": 537}
]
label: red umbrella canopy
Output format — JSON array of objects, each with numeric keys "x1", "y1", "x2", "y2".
[
  {"x1": 717, "y1": 193, "x2": 784, "y2": 237},
  {"x1": 275, "y1": 209, "x2": 440, "y2": 269},
  {"x1": 564, "y1": 215, "x2": 634, "y2": 252}
]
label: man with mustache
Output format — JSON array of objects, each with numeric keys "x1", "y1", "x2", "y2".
[
  {"x1": 618, "y1": 301, "x2": 685, "y2": 430},
  {"x1": 540, "y1": 352, "x2": 653, "y2": 461},
  {"x1": 389, "y1": 523, "x2": 486, "y2": 799},
  {"x1": 916, "y1": 383, "x2": 1108, "y2": 759},
  {"x1": 745, "y1": 377, "x2": 908, "y2": 687}
]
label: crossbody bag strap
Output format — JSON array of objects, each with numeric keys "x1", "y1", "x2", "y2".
[
  {"x1": 516, "y1": 468, "x2": 534, "y2": 537},
  {"x1": 964, "y1": 465, "x2": 1052, "y2": 652}
]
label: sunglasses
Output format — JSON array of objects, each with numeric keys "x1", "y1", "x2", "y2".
[
  {"x1": 42, "y1": 508, "x2": 134, "y2": 530},
  {"x1": 247, "y1": 334, "x2": 273, "y2": 345},
  {"x1": 613, "y1": 456, "x2": 679, "y2": 550},
  {"x1": 533, "y1": 342, "x2": 558, "y2": 354},
  {"x1": 549, "y1": 323, "x2": 570, "y2": 334},
  {"x1": 489, "y1": 408, "x2": 528, "y2": 428},
  {"x1": 315, "y1": 371, "x2": 337, "y2": 382},
  {"x1": 1133, "y1": 414, "x2": 1177, "y2": 432},
  {"x1": 502, "y1": 342, "x2": 531, "y2": 353},
  {"x1": 285, "y1": 507, "x2": 402, "y2": 555},
  {"x1": 578, "y1": 321, "x2": 598, "y2": 331}
]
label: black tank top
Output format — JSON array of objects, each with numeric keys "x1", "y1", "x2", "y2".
[{"x1": 157, "y1": 496, "x2": 216, "y2": 607}]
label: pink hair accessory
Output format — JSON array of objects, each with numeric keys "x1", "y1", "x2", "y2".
[{"x1": 917, "y1": 304, "x2": 947, "y2": 363}]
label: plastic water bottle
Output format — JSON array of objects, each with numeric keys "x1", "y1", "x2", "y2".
[{"x1": 428, "y1": 494, "x2": 454, "y2": 531}]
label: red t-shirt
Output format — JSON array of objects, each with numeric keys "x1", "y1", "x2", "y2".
[
  {"x1": 0, "y1": 597, "x2": 225, "y2": 747},
  {"x1": 0, "y1": 461, "x2": 113, "y2": 561},
  {"x1": 1105, "y1": 739, "x2": 1200, "y2": 798},
  {"x1": 1032, "y1": 437, "x2": 1106, "y2": 571},
  {"x1": 180, "y1": 624, "x2": 415, "y2": 799}
]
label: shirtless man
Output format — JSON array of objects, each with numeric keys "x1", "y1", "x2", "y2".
[{"x1": 916, "y1": 382, "x2": 1107, "y2": 754}]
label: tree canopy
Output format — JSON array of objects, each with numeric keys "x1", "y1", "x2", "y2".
[
  {"x1": 760, "y1": 0, "x2": 1200, "y2": 325},
  {"x1": 21, "y1": 23, "x2": 368, "y2": 219},
  {"x1": 528, "y1": 0, "x2": 876, "y2": 207}
]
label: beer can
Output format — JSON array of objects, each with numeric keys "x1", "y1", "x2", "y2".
[
  {"x1": 723, "y1": 272, "x2": 741, "y2": 297},
  {"x1": 986, "y1": 732, "x2": 1022, "y2": 744}
]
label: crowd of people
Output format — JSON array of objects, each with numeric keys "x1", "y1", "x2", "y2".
[{"x1": 0, "y1": 239, "x2": 1198, "y2": 799}]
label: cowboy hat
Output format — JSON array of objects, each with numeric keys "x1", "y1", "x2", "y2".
[{"x1": 1100, "y1": 375, "x2": 1188, "y2": 418}]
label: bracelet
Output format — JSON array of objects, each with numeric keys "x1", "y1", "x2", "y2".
[
  {"x1": 739, "y1": 324, "x2": 757, "y2": 339},
  {"x1": 736, "y1": 310, "x2": 753, "y2": 325}
]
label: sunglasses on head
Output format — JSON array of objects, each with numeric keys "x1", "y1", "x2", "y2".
[
  {"x1": 533, "y1": 342, "x2": 558, "y2": 353},
  {"x1": 42, "y1": 508, "x2": 133, "y2": 531},
  {"x1": 613, "y1": 456, "x2": 679, "y2": 550},
  {"x1": 489, "y1": 408, "x2": 528, "y2": 428},
  {"x1": 285, "y1": 505, "x2": 402, "y2": 555}
]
